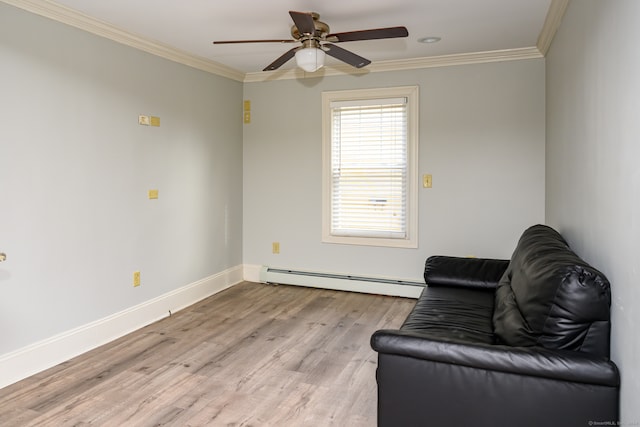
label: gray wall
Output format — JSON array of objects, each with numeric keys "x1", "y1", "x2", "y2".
[
  {"x1": 545, "y1": 0, "x2": 640, "y2": 422},
  {"x1": 0, "y1": 4, "x2": 243, "y2": 354},
  {"x1": 243, "y1": 59, "x2": 546, "y2": 281}
]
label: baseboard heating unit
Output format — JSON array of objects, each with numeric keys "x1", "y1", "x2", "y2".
[{"x1": 259, "y1": 266, "x2": 424, "y2": 298}]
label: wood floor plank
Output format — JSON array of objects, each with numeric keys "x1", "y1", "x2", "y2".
[{"x1": 0, "y1": 282, "x2": 416, "y2": 426}]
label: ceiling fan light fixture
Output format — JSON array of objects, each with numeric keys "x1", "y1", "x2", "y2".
[{"x1": 295, "y1": 47, "x2": 325, "y2": 72}]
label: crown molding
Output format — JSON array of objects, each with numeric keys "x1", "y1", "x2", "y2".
[
  {"x1": 537, "y1": 0, "x2": 571, "y2": 55},
  {"x1": 1, "y1": 0, "x2": 245, "y2": 82},
  {"x1": 244, "y1": 47, "x2": 543, "y2": 83}
]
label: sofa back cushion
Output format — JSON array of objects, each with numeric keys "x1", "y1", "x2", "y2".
[{"x1": 493, "y1": 225, "x2": 612, "y2": 357}]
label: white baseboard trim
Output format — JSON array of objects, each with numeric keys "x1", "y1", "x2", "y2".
[
  {"x1": 0, "y1": 265, "x2": 243, "y2": 390},
  {"x1": 243, "y1": 264, "x2": 263, "y2": 283}
]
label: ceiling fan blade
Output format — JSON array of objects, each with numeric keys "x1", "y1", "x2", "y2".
[
  {"x1": 328, "y1": 26, "x2": 408, "y2": 43},
  {"x1": 289, "y1": 11, "x2": 316, "y2": 35},
  {"x1": 213, "y1": 39, "x2": 296, "y2": 44},
  {"x1": 263, "y1": 47, "x2": 298, "y2": 71},
  {"x1": 324, "y1": 44, "x2": 371, "y2": 69}
]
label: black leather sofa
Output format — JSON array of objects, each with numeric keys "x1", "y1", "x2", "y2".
[{"x1": 371, "y1": 225, "x2": 620, "y2": 427}]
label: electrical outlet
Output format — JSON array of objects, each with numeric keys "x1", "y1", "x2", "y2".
[
  {"x1": 133, "y1": 271, "x2": 141, "y2": 287},
  {"x1": 272, "y1": 242, "x2": 280, "y2": 254},
  {"x1": 423, "y1": 174, "x2": 433, "y2": 188}
]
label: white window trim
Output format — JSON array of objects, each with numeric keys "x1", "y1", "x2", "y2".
[{"x1": 321, "y1": 86, "x2": 419, "y2": 248}]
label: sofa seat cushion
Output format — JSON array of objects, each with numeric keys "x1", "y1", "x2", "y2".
[
  {"x1": 493, "y1": 224, "x2": 612, "y2": 357},
  {"x1": 401, "y1": 286, "x2": 495, "y2": 345}
]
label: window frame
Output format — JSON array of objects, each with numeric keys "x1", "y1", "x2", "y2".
[{"x1": 321, "y1": 86, "x2": 419, "y2": 248}]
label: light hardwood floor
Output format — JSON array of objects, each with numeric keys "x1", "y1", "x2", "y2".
[{"x1": 0, "y1": 282, "x2": 415, "y2": 426}]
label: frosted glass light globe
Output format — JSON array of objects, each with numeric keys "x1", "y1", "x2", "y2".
[{"x1": 295, "y1": 47, "x2": 326, "y2": 72}]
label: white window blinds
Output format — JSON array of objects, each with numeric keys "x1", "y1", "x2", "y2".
[{"x1": 329, "y1": 97, "x2": 408, "y2": 239}]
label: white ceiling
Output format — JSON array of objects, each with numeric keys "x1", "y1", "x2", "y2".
[{"x1": 11, "y1": 0, "x2": 554, "y2": 76}]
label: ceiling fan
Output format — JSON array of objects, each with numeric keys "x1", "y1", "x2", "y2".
[{"x1": 213, "y1": 11, "x2": 409, "y2": 72}]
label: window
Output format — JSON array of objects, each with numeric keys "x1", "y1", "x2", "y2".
[{"x1": 322, "y1": 86, "x2": 418, "y2": 248}]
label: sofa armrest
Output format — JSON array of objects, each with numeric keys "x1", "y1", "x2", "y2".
[
  {"x1": 371, "y1": 329, "x2": 619, "y2": 387},
  {"x1": 424, "y1": 255, "x2": 509, "y2": 290}
]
